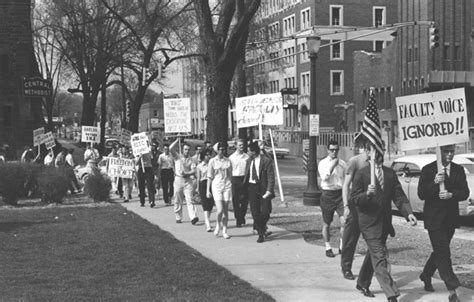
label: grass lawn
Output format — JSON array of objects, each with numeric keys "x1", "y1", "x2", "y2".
[{"x1": 0, "y1": 204, "x2": 273, "y2": 301}]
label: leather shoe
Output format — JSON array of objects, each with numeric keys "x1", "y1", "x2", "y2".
[
  {"x1": 191, "y1": 217, "x2": 199, "y2": 225},
  {"x1": 387, "y1": 297, "x2": 397, "y2": 302},
  {"x1": 419, "y1": 273, "x2": 434, "y2": 292},
  {"x1": 326, "y1": 249, "x2": 336, "y2": 258},
  {"x1": 356, "y1": 285, "x2": 375, "y2": 298},
  {"x1": 342, "y1": 270, "x2": 355, "y2": 280},
  {"x1": 449, "y1": 293, "x2": 460, "y2": 302},
  {"x1": 257, "y1": 235, "x2": 264, "y2": 243},
  {"x1": 264, "y1": 231, "x2": 273, "y2": 238}
]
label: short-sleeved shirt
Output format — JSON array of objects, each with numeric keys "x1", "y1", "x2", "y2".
[
  {"x1": 229, "y1": 151, "x2": 249, "y2": 177},
  {"x1": 175, "y1": 155, "x2": 196, "y2": 178},
  {"x1": 318, "y1": 156, "x2": 346, "y2": 190},
  {"x1": 158, "y1": 153, "x2": 174, "y2": 170},
  {"x1": 196, "y1": 161, "x2": 208, "y2": 182},
  {"x1": 346, "y1": 153, "x2": 369, "y2": 179},
  {"x1": 208, "y1": 156, "x2": 232, "y2": 191}
]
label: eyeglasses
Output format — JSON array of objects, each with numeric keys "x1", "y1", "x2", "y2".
[
  {"x1": 218, "y1": 148, "x2": 226, "y2": 151},
  {"x1": 329, "y1": 149, "x2": 339, "y2": 152}
]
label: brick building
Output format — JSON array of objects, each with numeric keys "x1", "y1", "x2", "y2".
[
  {"x1": 0, "y1": 0, "x2": 43, "y2": 157},
  {"x1": 246, "y1": 0, "x2": 397, "y2": 132},
  {"x1": 354, "y1": 0, "x2": 474, "y2": 152}
]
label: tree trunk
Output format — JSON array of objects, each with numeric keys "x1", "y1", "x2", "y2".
[
  {"x1": 206, "y1": 72, "x2": 232, "y2": 144},
  {"x1": 235, "y1": 57, "x2": 248, "y2": 150}
]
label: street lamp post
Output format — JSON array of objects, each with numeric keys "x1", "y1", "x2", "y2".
[{"x1": 303, "y1": 29, "x2": 322, "y2": 206}]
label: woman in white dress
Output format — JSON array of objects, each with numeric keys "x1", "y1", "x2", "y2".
[{"x1": 207, "y1": 142, "x2": 232, "y2": 239}]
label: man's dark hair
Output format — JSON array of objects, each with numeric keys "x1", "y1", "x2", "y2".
[
  {"x1": 248, "y1": 141, "x2": 260, "y2": 154},
  {"x1": 200, "y1": 149, "x2": 211, "y2": 161},
  {"x1": 217, "y1": 141, "x2": 228, "y2": 150},
  {"x1": 163, "y1": 143, "x2": 170, "y2": 148},
  {"x1": 327, "y1": 139, "x2": 339, "y2": 148}
]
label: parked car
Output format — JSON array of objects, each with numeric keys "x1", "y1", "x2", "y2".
[
  {"x1": 456, "y1": 153, "x2": 474, "y2": 162},
  {"x1": 74, "y1": 158, "x2": 109, "y2": 184},
  {"x1": 104, "y1": 138, "x2": 120, "y2": 153},
  {"x1": 265, "y1": 143, "x2": 290, "y2": 159},
  {"x1": 391, "y1": 154, "x2": 474, "y2": 217}
]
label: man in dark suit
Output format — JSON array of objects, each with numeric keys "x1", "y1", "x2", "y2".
[
  {"x1": 351, "y1": 149, "x2": 417, "y2": 302},
  {"x1": 244, "y1": 141, "x2": 275, "y2": 243},
  {"x1": 417, "y1": 144, "x2": 469, "y2": 302}
]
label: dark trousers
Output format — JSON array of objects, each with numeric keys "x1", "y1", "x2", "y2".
[
  {"x1": 117, "y1": 178, "x2": 123, "y2": 195},
  {"x1": 341, "y1": 203, "x2": 360, "y2": 272},
  {"x1": 357, "y1": 232, "x2": 398, "y2": 299},
  {"x1": 423, "y1": 228, "x2": 460, "y2": 290},
  {"x1": 231, "y1": 176, "x2": 248, "y2": 225},
  {"x1": 160, "y1": 169, "x2": 174, "y2": 204},
  {"x1": 137, "y1": 166, "x2": 155, "y2": 204},
  {"x1": 248, "y1": 183, "x2": 272, "y2": 236}
]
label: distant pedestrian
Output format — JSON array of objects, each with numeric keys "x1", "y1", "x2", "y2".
[
  {"x1": 351, "y1": 148, "x2": 417, "y2": 301},
  {"x1": 245, "y1": 141, "x2": 275, "y2": 243},
  {"x1": 136, "y1": 151, "x2": 156, "y2": 208},
  {"x1": 44, "y1": 149, "x2": 55, "y2": 166},
  {"x1": 196, "y1": 149, "x2": 214, "y2": 232},
  {"x1": 121, "y1": 146, "x2": 134, "y2": 203},
  {"x1": 171, "y1": 140, "x2": 199, "y2": 224},
  {"x1": 84, "y1": 144, "x2": 100, "y2": 169},
  {"x1": 341, "y1": 141, "x2": 371, "y2": 279},
  {"x1": 158, "y1": 143, "x2": 175, "y2": 206},
  {"x1": 318, "y1": 139, "x2": 346, "y2": 258},
  {"x1": 229, "y1": 139, "x2": 250, "y2": 227},
  {"x1": 207, "y1": 141, "x2": 232, "y2": 239},
  {"x1": 20, "y1": 146, "x2": 35, "y2": 163},
  {"x1": 417, "y1": 144, "x2": 469, "y2": 302}
]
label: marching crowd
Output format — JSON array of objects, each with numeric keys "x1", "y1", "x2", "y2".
[{"x1": 13, "y1": 137, "x2": 467, "y2": 302}]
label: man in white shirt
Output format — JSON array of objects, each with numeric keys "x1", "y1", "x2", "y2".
[
  {"x1": 229, "y1": 139, "x2": 250, "y2": 227},
  {"x1": 158, "y1": 143, "x2": 175, "y2": 205},
  {"x1": 318, "y1": 139, "x2": 347, "y2": 257}
]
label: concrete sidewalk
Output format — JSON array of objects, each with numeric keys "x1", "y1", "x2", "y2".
[{"x1": 120, "y1": 200, "x2": 474, "y2": 302}]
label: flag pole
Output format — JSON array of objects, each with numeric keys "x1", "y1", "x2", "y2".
[{"x1": 436, "y1": 145, "x2": 445, "y2": 191}]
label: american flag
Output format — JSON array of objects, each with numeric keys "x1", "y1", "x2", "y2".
[{"x1": 361, "y1": 88, "x2": 384, "y2": 156}]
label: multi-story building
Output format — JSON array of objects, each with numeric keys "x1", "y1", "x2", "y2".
[
  {"x1": 354, "y1": 0, "x2": 474, "y2": 153},
  {"x1": 247, "y1": 0, "x2": 397, "y2": 133},
  {"x1": 0, "y1": 0, "x2": 43, "y2": 157}
]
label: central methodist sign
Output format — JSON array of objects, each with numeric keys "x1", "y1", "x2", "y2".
[{"x1": 22, "y1": 77, "x2": 53, "y2": 97}]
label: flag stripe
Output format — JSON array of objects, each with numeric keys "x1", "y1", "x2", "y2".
[{"x1": 361, "y1": 90, "x2": 384, "y2": 156}]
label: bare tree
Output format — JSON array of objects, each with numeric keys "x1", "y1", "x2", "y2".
[
  {"x1": 194, "y1": 0, "x2": 261, "y2": 143},
  {"x1": 101, "y1": 0, "x2": 197, "y2": 132}
]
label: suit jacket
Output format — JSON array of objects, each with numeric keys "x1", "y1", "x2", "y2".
[
  {"x1": 351, "y1": 165, "x2": 413, "y2": 240},
  {"x1": 244, "y1": 155, "x2": 275, "y2": 199},
  {"x1": 417, "y1": 161, "x2": 469, "y2": 230}
]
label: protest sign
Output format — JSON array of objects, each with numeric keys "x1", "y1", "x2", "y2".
[
  {"x1": 235, "y1": 93, "x2": 283, "y2": 128},
  {"x1": 164, "y1": 98, "x2": 191, "y2": 133},
  {"x1": 33, "y1": 127, "x2": 45, "y2": 146},
  {"x1": 43, "y1": 131, "x2": 55, "y2": 150},
  {"x1": 396, "y1": 88, "x2": 469, "y2": 151},
  {"x1": 81, "y1": 126, "x2": 100, "y2": 143},
  {"x1": 120, "y1": 128, "x2": 132, "y2": 146},
  {"x1": 131, "y1": 132, "x2": 150, "y2": 156},
  {"x1": 107, "y1": 157, "x2": 135, "y2": 179}
]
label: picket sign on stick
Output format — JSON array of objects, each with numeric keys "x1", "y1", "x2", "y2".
[
  {"x1": 269, "y1": 128, "x2": 284, "y2": 205},
  {"x1": 370, "y1": 148, "x2": 376, "y2": 187},
  {"x1": 435, "y1": 146, "x2": 446, "y2": 191}
]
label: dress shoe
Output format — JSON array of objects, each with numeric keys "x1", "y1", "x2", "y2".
[
  {"x1": 140, "y1": 203, "x2": 145, "y2": 207},
  {"x1": 257, "y1": 235, "x2": 264, "y2": 243},
  {"x1": 387, "y1": 297, "x2": 397, "y2": 302},
  {"x1": 326, "y1": 249, "x2": 336, "y2": 258},
  {"x1": 419, "y1": 273, "x2": 434, "y2": 292},
  {"x1": 342, "y1": 270, "x2": 355, "y2": 280},
  {"x1": 449, "y1": 293, "x2": 460, "y2": 302},
  {"x1": 264, "y1": 231, "x2": 273, "y2": 238},
  {"x1": 150, "y1": 202, "x2": 155, "y2": 208},
  {"x1": 356, "y1": 285, "x2": 375, "y2": 298},
  {"x1": 191, "y1": 217, "x2": 199, "y2": 225},
  {"x1": 124, "y1": 199, "x2": 129, "y2": 203},
  {"x1": 176, "y1": 219, "x2": 182, "y2": 224}
]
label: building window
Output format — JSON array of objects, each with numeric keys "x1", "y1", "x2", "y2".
[
  {"x1": 299, "y1": 42, "x2": 309, "y2": 62},
  {"x1": 330, "y1": 5, "x2": 343, "y2": 26},
  {"x1": 407, "y1": 48, "x2": 412, "y2": 62},
  {"x1": 379, "y1": 87, "x2": 385, "y2": 109},
  {"x1": 3, "y1": 105, "x2": 12, "y2": 128},
  {"x1": 330, "y1": 40, "x2": 343, "y2": 60},
  {"x1": 373, "y1": 7, "x2": 386, "y2": 27},
  {"x1": 374, "y1": 41, "x2": 385, "y2": 52},
  {"x1": 0, "y1": 54, "x2": 9, "y2": 80},
  {"x1": 362, "y1": 89, "x2": 368, "y2": 108},
  {"x1": 301, "y1": 7, "x2": 311, "y2": 30},
  {"x1": 386, "y1": 87, "x2": 392, "y2": 109},
  {"x1": 443, "y1": 44, "x2": 450, "y2": 60},
  {"x1": 283, "y1": 14, "x2": 295, "y2": 36},
  {"x1": 300, "y1": 72, "x2": 310, "y2": 95},
  {"x1": 270, "y1": 80, "x2": 280, "y2": 93},
  {"x1": 153, "y1": 110, "x2": 158, "y2": 117},
  {"x1": 330, "y1": 70, "x2": 344, "y2": 95},
  {"x1": 454, "y1": 44, "x2": 461, "y2": 60},
  {"x1": 268, "y1": 22, "x2": 280, "y2": 40}
]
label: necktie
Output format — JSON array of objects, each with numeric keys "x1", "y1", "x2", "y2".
[
  {"x1": 251, "y1": 160, "x2": 258, "y2": 182},
  {"x1": 377, "y1": 165, "x2": 384, "y2": 191}
]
